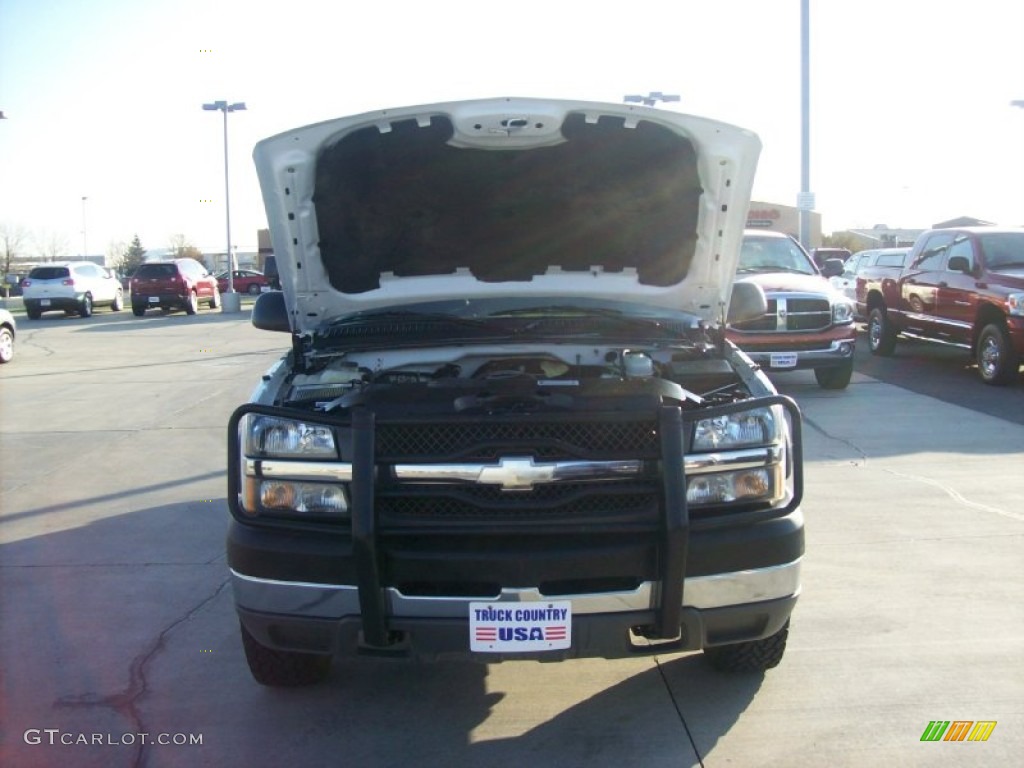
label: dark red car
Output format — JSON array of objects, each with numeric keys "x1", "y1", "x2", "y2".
[
  {"x1": 216, "y1": 269, "x2": 270, "y2": 296},
  {"x1": 130, "y1": 259, "x2": 220, "y2": 316}
]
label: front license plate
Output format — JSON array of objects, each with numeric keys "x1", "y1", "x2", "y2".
[
  {"x1": 40, "y1": 299, "x2": 51, "y2": 307},
  {"x1": 469, "y1": 601, "x2": 571, "y2": 653},
  {"x1": 770, "y1": 352, "x2": 798, "y2": 368},
  {"x1": 147, "y1": 296, "x2": 159, "y2": 303}
]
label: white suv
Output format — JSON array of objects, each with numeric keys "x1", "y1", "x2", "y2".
[{"x1": 22, "y1": 262, "x2": 124, "y2": 319}]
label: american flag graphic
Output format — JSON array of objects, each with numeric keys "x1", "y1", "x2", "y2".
[
  {"x1": 544, "y1": 626, "x2": 567, "y2": 641},
  {"x1": 475, "y1": 627, "x2": 497, "y2": 642}
]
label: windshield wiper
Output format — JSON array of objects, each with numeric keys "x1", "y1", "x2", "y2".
[
  {"x1": 321, "y1": 310, "x2": 510, "y2": 338},
  {"x1": 737, "y1": 266, "x2": 813, "y2": 275},
  {"x1": 492, "y1": 305, "x2": 684, "y2": 338}
]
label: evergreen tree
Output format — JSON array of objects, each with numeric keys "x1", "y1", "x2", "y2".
[{"x1": 118, "y1": 234, "x2": 147, "y2": 275}]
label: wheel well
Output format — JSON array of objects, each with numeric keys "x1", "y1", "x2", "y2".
[
  {"x1": 972, "y1": 304, "x2": 1007, "y2": 350},
  {"x1": 865, "y1": 290, "x2": 885, "y2": 312}
]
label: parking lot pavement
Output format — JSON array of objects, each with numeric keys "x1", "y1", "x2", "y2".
[{"x1": 1, "y1": 316, "x2": 1021, "y2": 767}]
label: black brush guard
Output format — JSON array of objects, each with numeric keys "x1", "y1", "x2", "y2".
[{"x1": 228, "y1": 395, "x2": 803, "y2": 650}]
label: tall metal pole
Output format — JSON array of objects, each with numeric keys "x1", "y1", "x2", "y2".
[
  {"x1": 203, "y1": 100, "x2": 245, "y2": 305},
  {"x1": 221, "y1": 108, "x2": 234, "y2": 293},
  {"x1": 798, "y1": 0, "x2": 813, "y2": 247}
]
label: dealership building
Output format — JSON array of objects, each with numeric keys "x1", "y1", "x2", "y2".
[{"x1": 745, "y1": 202, "x2": 823, "y2": 246}]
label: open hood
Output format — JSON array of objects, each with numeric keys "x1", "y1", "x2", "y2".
[{"x1": 253, "y1": 98, "x2": 761, "y2": 335}]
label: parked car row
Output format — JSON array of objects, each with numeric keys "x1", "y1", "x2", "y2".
[{"x1": 15, "y1": 260, "x2": 271, "y2": 321}]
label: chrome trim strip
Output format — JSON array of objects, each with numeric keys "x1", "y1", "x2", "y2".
[
  {"x1": 394, "y1": 458, "x2": 643, "y2": 490},
  {"x1": 899, "y1": 311, "x2": 972, "y2": 331},
  {"x1": 247, "y1": 459, "x2": 354, "y2": 481},
  {"x1": 685, "y1": 445, "x2": 781, "y2": 475},
  {"x1": 247, "y1": 442, "x2": 782, "y2": 483},
  {"x1": 899, "y1": 330, "x2": 970, "y2": 349},
  {"x1": 246, "y1": 449, "x2": 781, "y2": 485},
  {"x1": 230, "y1": 557, "x2": 802, "y2": 618}
]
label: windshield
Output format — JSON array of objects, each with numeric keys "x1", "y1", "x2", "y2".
[
  {"x1": 738, "y1": 237, "x2": 816, "y2": 275},
  {"x1": 29, "y1": 267, "x2": 70, "y2": 280},
  {"x1": 134, "y1": 264, "x2": 177, "y2": 278},
  {"x1": 979, "y1": 233, "x2": 1024, "y2": 270}
]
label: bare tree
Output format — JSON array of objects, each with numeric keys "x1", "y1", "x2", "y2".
[
  {"x1": 168, "y1": 233, "x2": 204, "y2": 262},
  {"x1": 106, "y1": 238, "x2": 128, "y2": 273},
  {"x1": 35, "y1": 230, "x2": 70, "y2": 263},
  {"x1": 1, "y1": 223, "x2": 29, "y2": 297}
]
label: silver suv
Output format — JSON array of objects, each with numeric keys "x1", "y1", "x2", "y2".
[{"x1": 22, "y1": 262, "x2": 124, "y2": 319}]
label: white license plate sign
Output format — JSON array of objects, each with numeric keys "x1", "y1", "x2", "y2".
[
  {"x1": 469, "y1": 601, "x2": 571, "y2": 652},
  {"x1": 40, "y1": 299, "x2": 51, "y2": 307},
  {"x1": 148, "y1": 296, "x2": 160, "y2": 303},
  {"x1": 770, "y1": 352, "x2": 798, "y2": 368}
]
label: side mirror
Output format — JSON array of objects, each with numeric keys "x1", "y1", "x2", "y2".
[
  {"x1": 820, "y1": 258, "x2": 844, "y2": 278},
  {"x1": 251, "y1": 290, "x2": 291, "y2": 333},
  {"x1": 727, "y1": 282, "x2": 768, "y2": 324},
  {"x1": 947, "y1": 255, "x2": 971, "y2": 274}
]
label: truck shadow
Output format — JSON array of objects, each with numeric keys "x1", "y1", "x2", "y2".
[{"x1": 0, "y1": 498, "x2": 760, "y2": 768}]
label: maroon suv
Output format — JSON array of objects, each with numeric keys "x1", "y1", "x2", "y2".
[{"x1": 130, "y1": 259, "x2": 221, "y2": 316}]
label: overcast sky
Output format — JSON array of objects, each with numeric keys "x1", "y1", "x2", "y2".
[{"x1": 1, "y1": 0, "x2": 1022, "y2": 259}]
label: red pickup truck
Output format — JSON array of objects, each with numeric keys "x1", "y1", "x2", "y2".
[{"x1": 858, "y1": 227, "x2": 1024, "y2": 384}]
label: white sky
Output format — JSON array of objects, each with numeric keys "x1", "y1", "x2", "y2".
[{"x1": 1, "y1": 0, "x2": 1022, "y2": 259}]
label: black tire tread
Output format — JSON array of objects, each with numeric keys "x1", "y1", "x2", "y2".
[
  {"x1": 703, "y1": 622, "x2": 789, "y2": 673},
  {"x1": 868, "y1": 307, "x2": 896, "y2": 356},
  {"x1": 977, "y1": 322, "x2": 1019, "y2": 386},
  {"x1": 814, "y1": 361, "x2": 853, "y2": 390},
  {"x1": 240, "y1": 623, "x2": 331, "y2": 687}
]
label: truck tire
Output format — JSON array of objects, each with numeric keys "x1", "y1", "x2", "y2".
[
  {"x1": 185, "y1": 291, "x2": 198, "y2": 315},
  {"x1": 977, "y1": 323, "x2": 1020, "y2": 385},
  {"x1": 814, "y1": 360, "x2": 853, "y2": 390},
  {"x1": 868, "y1": 307, "x2": 896, "y2": 356},
  {"x1": 240, "y1": 622, "x2": 331, "y2": 687},
  {"x1": 703, "y1": 621, "x2": 789, "y2": 673}
]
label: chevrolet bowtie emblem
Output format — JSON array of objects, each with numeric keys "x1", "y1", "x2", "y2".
[{"x1": 478, "y1": 457, "x2": 556, "y2": 491}]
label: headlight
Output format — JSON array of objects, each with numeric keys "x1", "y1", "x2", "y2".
[
  {"x1": 245, "y1": 415, "x2": 337, "y2": 458},
  {"x1": 259, "y1": 481, "x2": 349, "y2": 516},
  {"x1": 832, "y1": 301, "x2": 855, "y2": 324},
  {"x1": 692, "y1": 408, "x2": 775, "y2": 451},
  {"x1": 686, "y1": 468, "x2": 777, "y2": 505},
  {"x1": 1007, "y1": 293, "x2": 1024, "y2": 317}
]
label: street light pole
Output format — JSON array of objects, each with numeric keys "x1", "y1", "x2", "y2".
[
  {"x1": 1013, "y1": 100, "x2": 1024, "y2": 223},
  {"x1": 798, "y1": 0, "x2": 813, "y2": 248},
  {"x1": 202, "y1": 100, "x2": 246, "y2": 309}
]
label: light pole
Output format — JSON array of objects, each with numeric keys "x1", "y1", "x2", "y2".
[
  {"x1": 202, "y1": 100, "x2": 246, "y2": 311},
  {"x1": 798, "y1": 0, "x2": 813, "y2": 248},
  {"x1": 1014, "y1": 101, "x2": 1024, "y2": 224},
  {"x1": 624, "y1": 92, "x2": 681, "y2": 107},
  {"x1": 81, "y1": 196, "x2": 88, "y2": 258}
]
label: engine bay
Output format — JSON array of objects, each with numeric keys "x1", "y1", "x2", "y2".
[{"x1": 276, "y1": 341, "x2": 757, "y2": 417}]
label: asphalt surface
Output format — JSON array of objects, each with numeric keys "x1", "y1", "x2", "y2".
[{"x1": 0, "y1": 308, "x2": 1021, "y2": 767}]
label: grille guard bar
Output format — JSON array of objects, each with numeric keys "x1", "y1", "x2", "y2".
[{"x1": 227, "y1": 394, "x2": 803, "y2": 649}]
